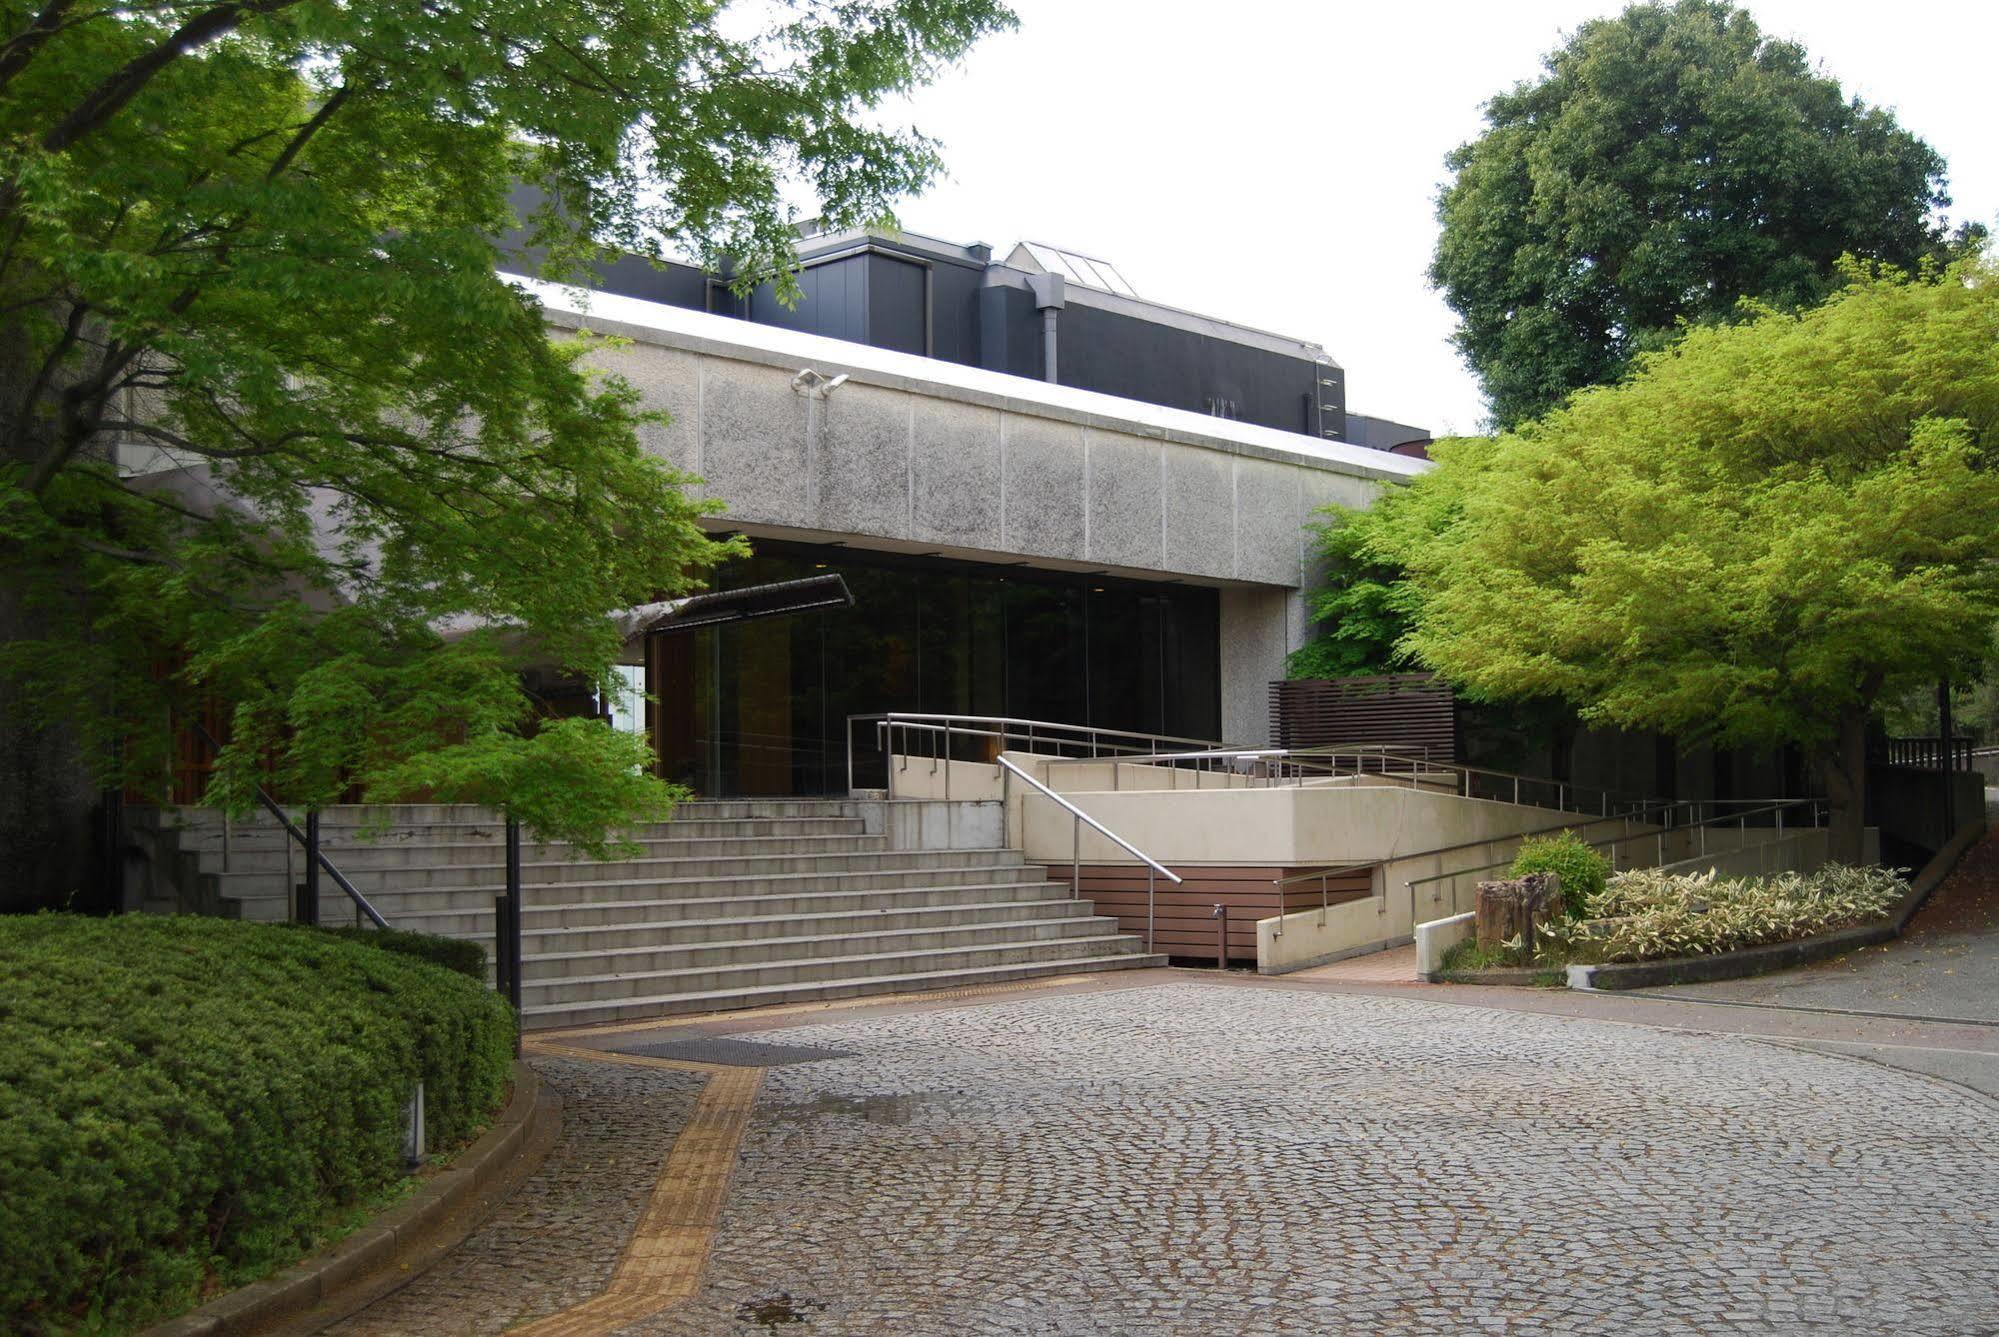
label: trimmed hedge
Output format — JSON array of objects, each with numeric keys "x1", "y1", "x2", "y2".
[
  {"x1": 304, "y1": 924, "x2": 488, "y2": 981},
  {"x1": 0, "y1": 914, "x2": 515, "y2": 1334}
]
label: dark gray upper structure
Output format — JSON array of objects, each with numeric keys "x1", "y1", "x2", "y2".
[{"x1": 507, "y1": 202, "x2": 1426, "y2": 454}]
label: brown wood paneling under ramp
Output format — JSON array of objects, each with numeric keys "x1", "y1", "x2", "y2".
[
  {"x1": 1269, "y1": 673, "x2": 1458, "y2": 761},
  {"x1": 1046, "y1": 865, "x2": 1375, "y2": 962}
]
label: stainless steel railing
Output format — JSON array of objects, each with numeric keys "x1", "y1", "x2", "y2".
[
  {"x1": 996, "y1": 755, "x2": 1182, "y2": 953},
  {"x1": 846, "y1": 712, "x2": 1228, "y2": 800},
  {"x1": 1046, "y1": 742, "x2": 1657, "y2": 818},
  {"x1": 187, "y1": 718, "x2": 389, "y2": 930},
  {"x1": 1399, "y1": 797, "x2": 1827, "y2": 930}
]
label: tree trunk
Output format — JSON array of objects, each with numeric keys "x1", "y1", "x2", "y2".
[
  {"x1": 1823, "y1": 707, "x2": 1869, "y2": 865},
  {"x1": 1475, "y1": 873, "x2": 1564, "y2": 955}
]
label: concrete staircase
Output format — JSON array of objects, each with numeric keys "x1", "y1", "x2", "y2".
[{"x1": 143, "y1": 800, "x2": 1164, "y2": 1027}]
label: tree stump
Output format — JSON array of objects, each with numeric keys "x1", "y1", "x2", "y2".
[{"x1": 1474, "y1": 872, "x2": 1564, "y2": 955}]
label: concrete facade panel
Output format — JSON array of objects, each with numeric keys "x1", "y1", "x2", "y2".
[
  {"x1": 1084, "y1": 430, "x2": 1164, "y2": 571},
  {"x1": 1162, "y1": 447, "x2": 1235, "y2": 580},
  {"x1": 818, "y1": 382, "x2": 911, "y2": 537},
  {"x1": 910, "y1": 399, "x2": 1002, "y2": 550},
  {"x1": 1001, "y1": 416, "x2": 1086, "y2": 560},
  {"x1": 598, "y1": 342, "x2": 703, "y2": 481},
  {"x1": 1234, "y1": 458, "x2": 1304, "y2": 586},
  {"x1": 1220, "y1": 585, "x2": 1293, "y2": 745},
  {"x1": 698, "y1": 360, "x2": 811, "y2": 525}
]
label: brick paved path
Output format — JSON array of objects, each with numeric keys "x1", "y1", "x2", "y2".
[
  {"x1": 330, "y1": 981, "x2": 1999, "y2": 1336},
  {"x1": 326, "y1": 1056, "x2": 704, "y2": 1336}
]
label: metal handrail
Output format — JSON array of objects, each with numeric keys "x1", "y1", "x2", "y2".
[
  {"x1": 867, "y1": 711, "x2": 1223, "y2": 752},
  {"x1": 997, "y1": 755, "x2": 1182, "y2": 953},
  {"x1": 1401, "y1": 797, "x2": 1827, "y2": 929},
  {"x1": 1045, "y1": 740, "x2": 1659, "y2": 817},
  {"x1": 249, "y1": 790, "x2": 391, "y2": 930},
  {"x1": 185, "y1": 719, "x2": 390, "y2": 930},
  {"x1": 1269, "y1": 794, "x2": 1796, "y2": 896},
  {"x1": 848, "y1": 712, "x2": 1229, "y2": 800}
]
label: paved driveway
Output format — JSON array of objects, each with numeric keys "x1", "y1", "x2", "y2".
[
  {"x1": 331, "y1": 977, "x2": 1999, "y2": 1337},
  {"x1": 1659, "y1": 824, "x2": 1999, "y2": 1026},
  {"x1": 649, "y1": 982, "x2": 1996, "y2": 1335}
]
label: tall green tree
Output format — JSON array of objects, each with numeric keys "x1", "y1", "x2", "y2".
[
  {"x1": 1433, "y1": 0, "x2": 1974, "y2": 429},
  {"x1": 1288, "y1": 439, "x2": 1491, "y2": 680},
  {"x1": 1393, "y1": 257, "x2": 1999, "y2": 861},
  {"x1": 0, "y1": 0, "x2": 1013, "y2": 887}
]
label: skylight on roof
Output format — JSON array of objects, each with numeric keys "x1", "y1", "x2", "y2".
[{"x1": 1019, "y1": 241, "x2": 1139, "y2": 298}]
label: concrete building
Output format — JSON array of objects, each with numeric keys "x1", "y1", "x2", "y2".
[{"x1": 505, "y1": 225, "x2": 1428, "y2": 795}]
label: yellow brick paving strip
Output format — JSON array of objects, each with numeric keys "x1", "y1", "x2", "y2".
[{"x1": 508, "y1": 1043, "x2": 765, "y2": 1337}]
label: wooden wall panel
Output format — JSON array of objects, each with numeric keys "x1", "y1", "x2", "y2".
[{"x1": 1047, "y1": 864, "x2": 1375, "y2": 963}]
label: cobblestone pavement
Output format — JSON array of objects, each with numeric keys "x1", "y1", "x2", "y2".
[
  {"x1": 626, "y1": 982, "x2": 1999, "y2": 1337},
  {"x1": 326, "y1": 1055, "x2": 704, "y2": 1336}
]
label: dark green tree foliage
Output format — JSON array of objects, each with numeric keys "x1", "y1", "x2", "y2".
[
  {"x1": 0, "y1": 0, "x2": 1012, "y2": 849},
  {"x1": 1432, "y1": 0, "x2": 1968, "y2": 428},
  {"x1": 0, "y1": 914, "x2": 515, "y2": 1332},
  {"x1": 1287, "y1": 438, "x2": 1491, "y2": 680}
]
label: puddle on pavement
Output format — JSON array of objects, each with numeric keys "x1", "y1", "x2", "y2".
[
  {"x1": 736, "y1": 1293, "x2": 827, "y2": 1328},
  {"x1": 766, "y1": 1090, "x2": 956, "y2": 1125}
]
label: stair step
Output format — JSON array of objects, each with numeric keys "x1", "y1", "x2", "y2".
[
  {"x1": 522, "y1": 934, "x2": 1150, "y2": 1005},
  {"x1": 377, "y1": 882, "x2": 1082, "y2": 935},
  {"x1": 521, "y1": 915, "x2": 1121, "y2": 977},
  {"x1": 168, "y1": 816, "x2": 868, "y2": 852},
  {"x1": 257, "y1": 864, "x2": 1055, "y2": 917},
  {"x1": 194, "y1": 832, "x2": 886, "y2": 874},
  {"x1": 404, "y1": 893, "x2": 1093, "y2": 945},
  {"x1": 524, "y1": 953, "x2": 1166, "y2": 1029},
  {"x1": 215, "y1": 847, "x2": 1025, "y2": 893}
]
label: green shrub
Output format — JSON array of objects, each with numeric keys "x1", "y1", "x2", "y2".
[
  {"x1": 305, "y1": 925, "x2": 488, "y2": 981},
  {"x1": 0, "y1": 914, "x2": 515, "y2": 1334},
  {"x1": 1539, "y1": 863, "x2": 1907, "y2": 963},
  {"x1": 1510, "y1": 831, "x2": 1610, "y2": 917}
]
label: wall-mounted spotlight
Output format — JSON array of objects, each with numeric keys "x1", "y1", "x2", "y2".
[{"x1": 790, "y1": 368, "x2": 851, "y2": 398}]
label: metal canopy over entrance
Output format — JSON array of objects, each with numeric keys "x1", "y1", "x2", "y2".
[{"x1": 642, "y1": 574, "x2": 856, "y2": 636}]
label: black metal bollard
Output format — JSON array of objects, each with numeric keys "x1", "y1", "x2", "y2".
[
  {"x1": 299, "y1": 809, "x2": 321, "y2": 926},
  {"x1": 503, "y1": 815, "x2": 524, "y2": 1054}
]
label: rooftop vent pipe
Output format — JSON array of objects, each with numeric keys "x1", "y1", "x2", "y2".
[{"x1": 1029, "y1": 272, "x2": 1066, "y2": 384}]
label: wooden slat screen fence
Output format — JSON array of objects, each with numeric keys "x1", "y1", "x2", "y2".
[
  {"x1": 1046, "y1": 864, "x2": 1376, "y2": 963},
  {"x1": 1270, "y1": 673, "x2": 1458, "y2": 763}
]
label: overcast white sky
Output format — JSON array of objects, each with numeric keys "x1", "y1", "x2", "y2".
[{"x1": 877, "y1": 1, "x2": 1999, "y2": 435}]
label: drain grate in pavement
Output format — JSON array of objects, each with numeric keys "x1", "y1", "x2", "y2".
[{"x1": 608, "y1": 1035, "x2": 856, "y2": 1067}]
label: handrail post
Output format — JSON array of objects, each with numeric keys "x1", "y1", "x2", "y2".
[
  {"x1": 300, "y1": 809, "x2": 321, "y2": 926},
  {"x1": 1148, "y1": 867, "x2": 1157, "y2": 954},
  {"x1": 1072, "y1": 811, "x2": 1081, "y2": 899},
  {"x1": 503, "y1": 814, "x2": 523, "y2": 1056}
]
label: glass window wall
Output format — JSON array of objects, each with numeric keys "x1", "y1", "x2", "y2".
[{"x1": 649, "y1": 540, "x2": 1220, "y2": 796}]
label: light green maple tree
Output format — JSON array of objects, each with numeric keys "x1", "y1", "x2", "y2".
[{"x1": 1394, "y1": 256, "x2": 1999, "y2": 860}]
